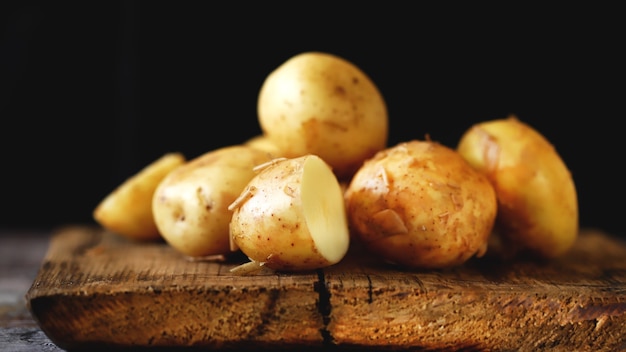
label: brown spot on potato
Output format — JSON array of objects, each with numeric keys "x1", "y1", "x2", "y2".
[{"x1": 334, "y1": 85, "x2": 347, "y2": 95}]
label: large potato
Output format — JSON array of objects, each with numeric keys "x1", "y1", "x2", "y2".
[
  {"x1": 152, "y1": 145, "x2": 273, "y2": 257},
  {"x1": 257, "y1": 51, "x2": 388, "y2": 181},
  {"x1": 345, "y1": 140, "x2": 497, "y2": 269},
  {"x1": 456, "y1": 116, "x2": 578, "y2": 258},
  {"x1": 229, "y1": 154, "x2": 350, "y2": 272},
  {"x1": 93, "y1": 152, "x2": 186, "y2": 241}
]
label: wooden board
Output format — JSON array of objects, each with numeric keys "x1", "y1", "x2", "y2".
[{"x1": 26, "y1": 225, "x2": 626, "y2": 351}]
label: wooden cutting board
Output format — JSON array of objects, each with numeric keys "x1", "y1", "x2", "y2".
[{"x1": 25, "y1": 225, "x2": 626, "y2": 351}]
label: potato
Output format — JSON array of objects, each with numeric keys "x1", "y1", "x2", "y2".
[
  {"x1": 345, "y1": 140, "x2": 497, "y2": 269},
  {"x1": 257, "y1": 51, "x2": 388, "y2": 181},
  {"x1": 93, "y1": 152, "x2": 186, "y2": 241},
  {"x1": 228, "y1": 154, "x2": 350, "y2": 272},
  {"x1": 244, "y1": 134, "x2": 283, "y2": 157},
  {"x1": 456, "y1": 116, "x2": 578, "y2": 258},
  {"x1": 152, "y1": 145, "x2": 273, "y2": 257}
]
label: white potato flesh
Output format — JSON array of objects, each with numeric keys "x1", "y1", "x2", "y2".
[
  {"x1": 93, "y1": 152, "x2": 186, "y2": 241},
  {"x1": 152, "y1": 145, "x2": 273, "y2": 257},
  {"x1": 345, "y1": 140, "x2": 497, "y2": 269},
  {"x1": 257, "y1": 51, "x2": 388, "y2": 181},
  {"x1": 229, "y1": 154, "x2": 350, "y2": 272}
]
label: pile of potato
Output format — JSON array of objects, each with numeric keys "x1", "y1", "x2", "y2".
[{"x1": 93, "y1": 51, "x2": 578, "y2": 273}]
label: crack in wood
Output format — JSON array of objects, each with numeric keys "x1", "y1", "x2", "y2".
[
  {"x1": 23, "y1": 227, "x2": 626, "y2": 350},
  {"x1": 315, "y1": 269, "x2": 332, "y2": 346}
]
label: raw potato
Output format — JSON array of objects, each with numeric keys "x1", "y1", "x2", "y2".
[
  {"x1": 456, "y1": 116, "x2": 578, "y2": 258},
  {"x1": 93, "y1": 152, "x2": 186, "y2": 241},
  {"x1": 257, "y1": 51, "x2": 388, "y2": 181},
  {"x1": 345, "y1": 140, "x2": 497, "y2": 269},
  {"x1": 244, "y1": 134, "x2": 283, "y2": 158},
  {"x1": 152, "y1": 145, "x2": 273, "y2": 257},
  {"x1": 229, "y1": 154, "x2": 350, "y2": 272}
]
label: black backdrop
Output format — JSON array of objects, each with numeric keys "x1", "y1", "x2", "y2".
[{"x1": 2, "y1": 3, "x2": 623, "y2": 237}]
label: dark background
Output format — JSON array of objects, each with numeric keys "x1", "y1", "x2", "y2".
[{"x1": 1, "y1": 3, "x2": 623, "y2": 237}]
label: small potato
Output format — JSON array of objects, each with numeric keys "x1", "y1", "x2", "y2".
[
  {"x1": 456, "y1": 116, "x2": 578, "y2": 258},
  {"x1": 152, "y1": 145, "x2": 273, "y2": 257},
  {"x1": 93, "y1": 152, "x2": 186, "y2": 241},
  {"x1": 257, "y1": 51, "x2": 388, "y2": 181},
  {"x1": 229, "y1": 154, "x2": 350, "y2": 272},
  {"x1": 345, "y1": 140, "x2": 497, "y2": 269}
]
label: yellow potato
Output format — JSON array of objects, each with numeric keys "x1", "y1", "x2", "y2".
[
  {"x1": 257, "y1": 51, "x2": 388, "y2": 181},
  {"x1": 93, "y1": 152, "x2": 186, "y2": 241},
  {"x1": 229, "y1": 154, "x2": 350, "y2": 272},
  {"x1": 345, "y1": 140, "x2": 497, "y2": 269},
  {"x1": 244, "y1": 134, "x2": 283, "y2": 158},
  {"x1": 152, "y1": 145, "x2": 273, "y2": 257},
  {"x1": 457, "y1": 116, "x2": 578, "y2": 258}
]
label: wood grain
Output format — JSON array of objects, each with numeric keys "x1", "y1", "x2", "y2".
[{"x1": 25, "y1": 226, "x2": 626, "y2": 351}]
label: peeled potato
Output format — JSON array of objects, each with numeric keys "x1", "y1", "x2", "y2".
[
  {"x1": 345, "y1": 140, "x2": 497, "y2": 269},
  {"x1": 257, "y1": 51, "x2": 388, "y2": 181},
  {"x1": 229, "y1": 154, "x2": 350, "y2": 272},
  {"x1": 152, "y1": 145, "x2": 273, "y2": 257},
  {"x1": 457, "y1": 116, "x2": 578, "y2": 258},
  {"x1": 93, "y1": 152, "x2": 186, "y2": 241}
]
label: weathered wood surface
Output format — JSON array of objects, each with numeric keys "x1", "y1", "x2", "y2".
[
  {"x1": 25, "y1": 225, "x2": 626, "y2": 351},
  {"x1": 0, "y1": 230, "x2": 65, "y2": 352}
]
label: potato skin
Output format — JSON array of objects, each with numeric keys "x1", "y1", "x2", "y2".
[
  {"x1": 152, "y1": 145, "x2": 273, "y2": 257},
  {"x1": 457, "y1": 116, "x2": 578, "y2": 258},
  {"x1": 345, "y1": 140, "x2": 497, "y2": 269},
  {"x1": 93, "y1": 152, "x2": 186, "y2": 241},
  {"x1": 257, "y1": 51, "x2": 388, "y2": 181},
  {"x1": 244, "y1": 134, "x2": 283, "y2": 158}
]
